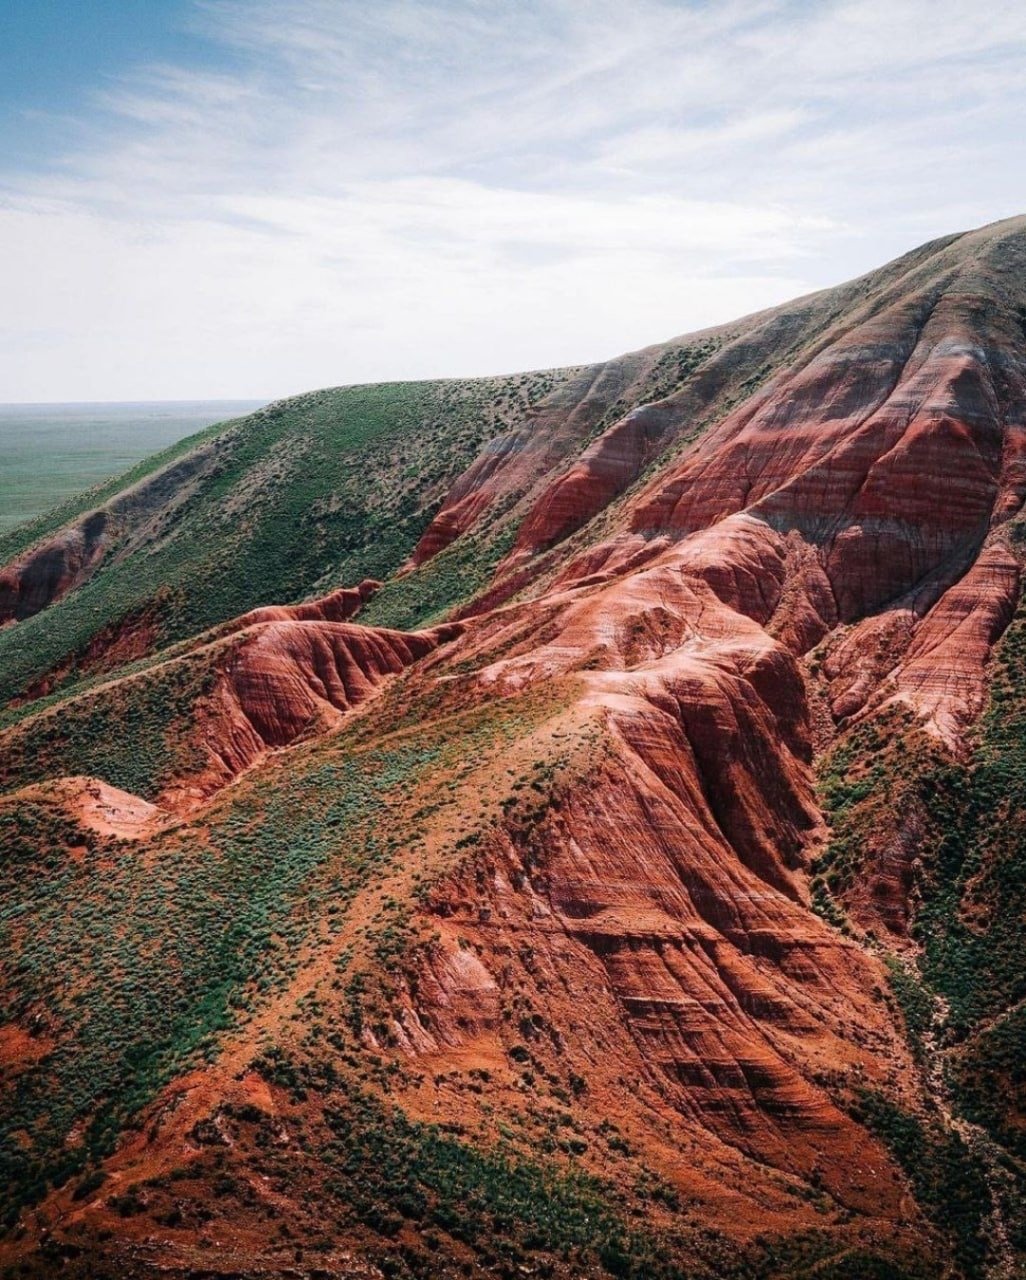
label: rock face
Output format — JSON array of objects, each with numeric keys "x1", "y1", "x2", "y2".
[
  {"x1": 409, "y1": 671, "x2": 906, "y2": 1211},
  {"x1": 406, "y1": 359, "x2": 647, "y2": 567},
  {"x1": 891, "y1": 543, "x2": 1020, "y2": 743},
  {"x1": 4, "y1": 215, "x2": 1026, "y2": 1278},
  {"x1": 180, "y1": 615, "x2": 463, "y2": 801}
]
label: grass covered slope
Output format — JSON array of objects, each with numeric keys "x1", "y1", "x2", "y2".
[
  {"x1": 0, "y1": 371, "x2": 577, "y2": 707},
  {"x1": 0, "y1": 401, "x2": 265, "y2": 532}
]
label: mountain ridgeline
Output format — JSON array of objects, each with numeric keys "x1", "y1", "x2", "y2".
[{"x1": 3, "y1": 216, "x2": 1026, "y2": 1279}]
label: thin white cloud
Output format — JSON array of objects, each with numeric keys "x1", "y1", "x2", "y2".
[{"x1": 1, "y1": 0, "x2": 1024, "y2": 399}]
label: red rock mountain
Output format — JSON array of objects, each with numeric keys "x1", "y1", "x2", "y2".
[{"x1": 3, "y1": 216, "x2": 1026, "y2": 1279}]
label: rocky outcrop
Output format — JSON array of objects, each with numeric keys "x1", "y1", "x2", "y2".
[
  {"x1": 0, "y1": 601, "x2": 461, "y2": 809},
  {"x1": 163, "y1": 613, "x2": 463, "y2": 804},
  {"x1": 214, "y1": 578, "x2": 380, "y2": 635},
  {"x1": 407, "y1": 361, "x2": 619, "y2": 567},
  {"x1": 397, "y1": 655, "x2": 911, "y2": 1218},
  {"x1": 360, "y1": 218, "x2": 1026, "y2": 1229},
  {"x1": 504, "y1": 304, "x2": 842, "y2": 565},
  {"x1": 199, "y1": 617, "x2": 461, "y2": 778},
  {"x1": 892, "y1": 542, "x2": 1020, "y2": 744},
  {"x1": 382, "y1": 481, "x2": 922, "y2": 1213},
  {"x1": 508, "y1": 404, "x2": 674, "y2": 558}
]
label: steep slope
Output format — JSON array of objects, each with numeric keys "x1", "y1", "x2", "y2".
[{"x1": 3, "y1": 215, "x2": 1026, "y2": 1280}]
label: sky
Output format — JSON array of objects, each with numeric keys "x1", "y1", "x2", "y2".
[{"x1": 1, "y1": 0, "x2": 1025, "y2": 402}]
